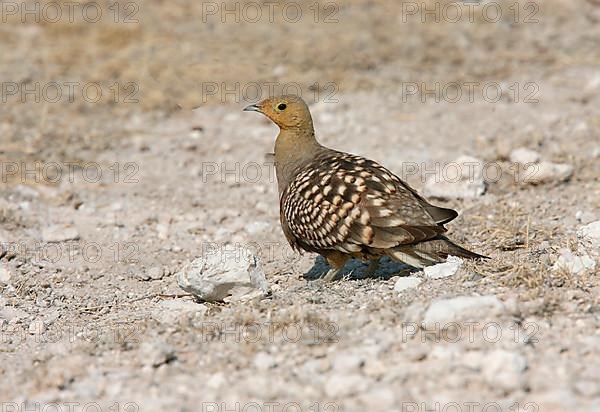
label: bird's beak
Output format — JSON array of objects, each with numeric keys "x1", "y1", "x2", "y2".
[{"x1": 243, "y1": 103, "x2": 261, "y2": 113}]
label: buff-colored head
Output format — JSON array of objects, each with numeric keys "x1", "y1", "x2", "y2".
[{"x1": 243, "y1": 95, "x2": 313, "y2": 131}]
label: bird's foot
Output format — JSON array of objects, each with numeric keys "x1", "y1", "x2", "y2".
[{"x1": 321, "y1": 267, "x2": 341, "y2": 282}]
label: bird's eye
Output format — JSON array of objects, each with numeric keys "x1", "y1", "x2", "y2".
[{"x1": 277, "y1": 103, "x2": 287, "y2": 111}]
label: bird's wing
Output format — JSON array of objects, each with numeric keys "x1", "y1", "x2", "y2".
[{"x1": 280, "y1": 152, "x2": 448, "y2": 255}]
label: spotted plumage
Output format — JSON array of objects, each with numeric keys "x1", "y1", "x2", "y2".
[{"x1": 244, "y1": 95, "x2": 487, "y2": 281}]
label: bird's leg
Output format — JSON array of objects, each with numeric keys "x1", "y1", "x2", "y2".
[
  {"x1": 322, "y1": 266, "x2": 342, "y2": 282},
  {"x1": 322, "y1": 252, "x2": 349, "y2": 282},
  {"x1": 365, "y1": 259, "x2": 380, "y2": 276}
]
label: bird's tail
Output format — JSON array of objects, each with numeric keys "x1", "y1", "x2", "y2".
[{"x1": 386, "y1": 235, "x2": 488, "y2": 268}]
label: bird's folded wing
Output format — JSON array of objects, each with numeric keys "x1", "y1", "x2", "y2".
[{"x1": 280, "y1": 152, "x2": 447, "y2": 254}]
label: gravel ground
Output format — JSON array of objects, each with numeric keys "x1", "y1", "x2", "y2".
[{"x1": 1, "y1": 1, "x2": 600, "y2": 411}]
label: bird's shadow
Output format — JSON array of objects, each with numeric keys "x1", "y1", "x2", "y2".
[{"x1": 303, "y1": 256, "x2": 419, "y2": 281}]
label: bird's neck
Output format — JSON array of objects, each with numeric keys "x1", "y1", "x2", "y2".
[{"x1": 274, "y1": 127, "x2": 322, "y2": 194}]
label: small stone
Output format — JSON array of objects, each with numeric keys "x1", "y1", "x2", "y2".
[
  {"x1": 176, "y1": 252, "x2": 270, "y2": 302},
  {"x1": 42, "y1": 225, "x2": 79, "y2": 243},
  {"x1": 509, "y1": 147, "x2": 540, "y2": 164},
  {"x1": 272, "y1": 65, "x2": 287, "y2": 77},
  {"x1": 331, "y1": 352, "x2": 364, "y2": 372},
  {"x1": 552, "y1": 248, "x2": 595, "y2": 274},
  {"x1": 245, "y1": 221, "x2": 271, "y2": 235},
  {"x1": 575, "y1": 210, "x2": 596, "y2": 224},
  {"x1": 137, "y1": 271, "x2": 151, "y2": 281},
  {"x1": 522, "y1": 161, "x2": 573, "y2": 184},
  {"x1": 147, "y1": 266, "x2": 164, "y2": 280},
  {"x1": 357, "y1": 387, "x2": 396, "y2": 409},
  {"x1": 577, "y1": 220, "x2": 600, "y2": 248},
  {"x1": 14, "y1": 185, "x2": 40, "y2": 199},
  {"x1": 206, "y1": 373, "x2": 226, "y2": 389},
  {"x1": 424, "y1": 155, "x2": 486, "y2": 199},
  {"x1": 573, "y1": 380, "x2": 600, "y2": 397},
  {"x1": 528, "y1": 389, "x2": 578, "y2": 411},
  {"x1": 154, "y1": 300, "x2": 207, "y2": 325},
  {"x1": 111, "y1": 202, "x2": 123, "y2": 211},
  {"x1": 424, "y1": 256, "x2": 463, "y2": 279},
  {"x1": 139, "y1": 341, "x2": 176, "y2": 368},
  {"x1": 156, "y1": 223, "x2": 169, "y2": 240},
  {"x1": 423, "y1": 295, "x2": 505, "y2": 330},
  {"x1": 324, "y1": 374, "x2": 369, "y2": 398},
  {"x1": 393, "y1": 276, "x2": 422, "y2": 293},
  {"x1": 481, "y1": 350, "x2": 527, "y2": 392},
  {"x1": 253, "y1": 352, "x2": 276, "y2": 370},
  {"x1": 28, "y1": 320, "x2": 47, "y2": 335},
  {"x1": 0, "y1": 266, "x2": 11, "y2": 284}
]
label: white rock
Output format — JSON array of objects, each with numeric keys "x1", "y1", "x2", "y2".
[
  {"x1": 481, "y1": 350, "x2": 527, "y2": 392},
  {"x1": 206, "y1": 373, "x2": 226, "y2": 389},
  {"x1": 244, "y1": 221, "x2": 270, "y2": 235},
  {"x1": 575, "y1": 211, "x2": 596, "y2": 224},
  {"x1": 176, "y1": 252, "x2": 269, "y2": 302},
  {"x1": 252, "y1": 352, "x2": 276, "y2": 370},
  {"x1": 139, "y1": 341, "x2": 176, "y2": 368},
  {"x1": 156, "y1": 223, "x2": 169, "y2": 240},
  {"x1": 422, "y1": 295, "x2": 505, "y2": 330},
  {"x1": 423, "y1": 155, "x2": 486, "y2": 199},
  {"x1": 357, "y1": 387, "x2": 396, "y2": 409},
  {"x1": 147, "y1": 266, "x2": 164, "y2": 280},
  {"x1": 0, "y1": 266, "x2": 11, "y2": 284},
  {"x1": 577, "y1": 220, "x2": 600, "y2": 248},
  {"x1": 522, "y1": 161, "x2": 573, "y2": 184},
  {"x1": 552, "y1": 249, "x2": 595, "y2": 274},
  {"x1": 272, "y1": 65, "x2": 287, "y2": 77},
  {"x1": 393, "y1": 276, "x2": 422, "y2": 293},
  {"x1": 14, "y1": 184, "x2": 40, "y2": 199},
  {"x1": 42, "y1": 225, "x2": 80, "y2": 243},
  {"x1": 424, "y1": 256, "x2": 463, "y2": 279},
  {"x1": 325, "y1": 374, "x2": 369, "y2": 398},
  {"x1": 331, "y1": 352, "x2": 365, "y2": 372},
  {"x1": 509, "y1": 147, "x2": 540, "y2": 164},
  {"x1": 28, "y1": 320, "x2": 47, "y2": 335},
  {"x1": 154, "y1": 300, "x2": 208, "y2": 324}
]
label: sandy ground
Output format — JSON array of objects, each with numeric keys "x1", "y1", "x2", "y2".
[{"x1": 1, "y1": 0, "x2": 600, "y2": 411}]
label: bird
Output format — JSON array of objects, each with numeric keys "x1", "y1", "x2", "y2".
[{"x1": 244, "y1": 95, "x2": 487, "y2": 281}]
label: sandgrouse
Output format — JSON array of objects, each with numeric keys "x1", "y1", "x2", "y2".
[{"x1": 244, "y1": 95, "x2": 486, "y2": 281}]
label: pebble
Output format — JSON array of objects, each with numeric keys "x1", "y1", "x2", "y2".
[
  {"x1": 422, "y1": 295, "x2": 505, "y2": 330},
  {"x1": 331, "y1": 352, "x2": 365, "y2": 372},
  {"x1": 573, "y1": 380, "x2": 600, "y2": 397},
  {"x1": 577, "y1": 220, "x2": 600, "y2": 248},
  {"x1": 244, "y1": 221, "x2": 271, "y2": 235},
  {"x1": 522, "y1": 161, "x2": 573, "y2": 184},
  {"x1": 42, "y1": 225, "x2": 80, "y2": 243},
  {"x1": 424, "y1": 256, "x2": 463, "y2": 279},
  {"x1": 0, "y1": 266, "x2": 11, "y2": 284},
  {"x1": 575, "y1": 211, "x2": 596, "y2": 224},
  {"x1": 481, "y1": 350, "x2": 527, "y2": 392},
  {"x1": 156, "y1": 223, "x2": 169, "y2": 240},
  {"x1": 423, "y1": 155, "x2": 486, "y2": 199},
  {"x1": 28, "y1": 320, "x2": 47, "y2": 335},
  {"x1": 357, "y1": 387, "x2": 396, "y2": 409},
  {"x1": 153, "y1": 300, "x2": 208, "y2": 325},
  {"x1": 176, "y1": 252, "x2": 270, "y2": 302},
  {"x1": 252, "y1": 352, "x2": 277, "y2": 370},
  {"x1": 139, "y1": 341, "x2": 176, "y2": 368},
  {"x1": 147, "y1": 266, "x2": 165, "y2": 280},
  {"x1": 393, "y1": 276, "x2": 422, "y2": 293},
  {"x1": 552, "y1": 248, "x2": 595, "y2": 274},
  {"x1": 528, "y1": 389, "x2": 579, "y2": 411},
  {"x1": 324, "y1": 373, "x2": 369, "y2": 398},
  {"x1": 509, "y1": 147, "x2": 541, "y2": 164}
]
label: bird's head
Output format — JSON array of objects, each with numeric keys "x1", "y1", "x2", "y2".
[{"x1": 243, "y1": 95, "x2": 313, "y2": 131}]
